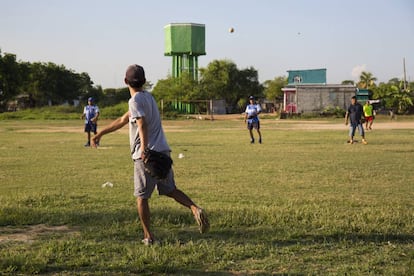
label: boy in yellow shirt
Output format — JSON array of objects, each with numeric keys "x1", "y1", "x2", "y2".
[{"x1": 363, "y1": 101, "x2": 374, "y2": 130}]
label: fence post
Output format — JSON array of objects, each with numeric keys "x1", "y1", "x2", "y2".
[
  {"x1": 210, "y1": 99, "x2": 214, "y2": 121},
  {"x1": 161, "y1": 99, "x2": 163, "y2": 120}
]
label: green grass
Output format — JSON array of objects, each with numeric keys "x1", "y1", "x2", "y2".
[{"x1": 0, "y1": 118, "x2": 413, "y2": 275}]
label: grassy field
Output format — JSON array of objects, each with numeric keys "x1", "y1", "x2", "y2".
[{"x1": 0, "y1": 117, "x2": 413, "y2": 275}]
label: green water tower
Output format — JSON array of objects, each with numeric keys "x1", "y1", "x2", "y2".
[{"x1": 164, "y1": 23, "x2": 206, "y2": 80}]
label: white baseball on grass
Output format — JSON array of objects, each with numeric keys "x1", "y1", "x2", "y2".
[{"x1": 102, "y1": 181, "x2": 114, "y2": 188}]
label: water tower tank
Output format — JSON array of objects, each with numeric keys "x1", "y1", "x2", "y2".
[{"x1": 164, "y1": 23, "x2": 206, "y2": 80}]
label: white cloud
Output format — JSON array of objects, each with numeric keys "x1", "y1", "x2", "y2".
[{"x1": 351, "y1": 64, "x2": 367, "y2": 80}]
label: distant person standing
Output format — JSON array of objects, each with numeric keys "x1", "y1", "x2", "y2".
[
  {"x1": 345, "y1": 96, "x2": 367, "y2": 145},
  {"x1": 81, "y1": 97, "x2": 100, "y2": 147},
  {"x1": 244, "y1": 96, "x2": 262, "y2": 144},
  {"x1": 363, "y1": 100, "x2": 374, "y2": 130}
]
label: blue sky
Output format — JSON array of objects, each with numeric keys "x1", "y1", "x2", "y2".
[{"x1": 1, "y1": 0, "x2": 413, "y2": 88}]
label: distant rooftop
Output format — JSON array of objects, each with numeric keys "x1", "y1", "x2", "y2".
[{"x1": 287, "y1": 68, "x2": 327, "y2": 85}]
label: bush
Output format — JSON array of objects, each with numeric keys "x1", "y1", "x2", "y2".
[
  {"x1": 99, "y1": 102, "x2": 128, "y2": 119},
  {"x1": 320, "y1": 106, "x2": 346, "y2": 118},
  {"x1": 161, "y1": 110, "x2": 180, "y2": 120},
  {"x1": 0, "y1": 106, "x2": 81, "y2": 120}
]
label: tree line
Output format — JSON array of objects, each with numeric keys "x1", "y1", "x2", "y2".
[
  {"x1": 0, "y1": 50, "x2": 101, "y2": 110},
  {"x1": 342, "y1": 71, "x2": 414, "y2": 114},
  {"x1": 152, "y1": 59, "x2": 266, "y2": 113},
  {"x1": 1, "y1": 49, "x2": 413, "y2": 114}
]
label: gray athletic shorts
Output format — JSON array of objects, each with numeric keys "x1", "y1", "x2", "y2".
[{"x1": 133, "y1": 152, "x2": 176, "y2": 199}]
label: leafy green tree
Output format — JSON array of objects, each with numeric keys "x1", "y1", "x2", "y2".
[
  {"x1": 387, "y1": 78, "x2": 400, "y2": 86},
  {"x1": 198, "y1": 59, "x2": 236, "y2": 101},
  {"x1": 0, "y1": 51, "x2": 22, "y2": 107},
  {"x1": 151, "y1": 59, "x2": 263, "y2": 113},
  {"x1": 1, "y1": 50, "x2": 100, "y2": 108},
  {"x1": 151, "y1": 73, "x2": 201, "y2": 114},
  {"x1": 373, "y1": 83, "x2": 397, "y2": 110},
  {"x1": 393, "y1": 88, "x2": 413, "y2": 113},
  {"x1": 199, "y1": 60, "x2": 262, "y2": 112},
  {"x1": 341, "y1": 80, "x2": 355, "y2": 85},
  {"x1": 177, "y1": 72, "x2": 201, "y2": 100},
  {"x1": 234, "y1": 67, "x2": 263, "y2": 112},
  {"x1": 152, "y1": 72, "x2": 198, "y2": 102},
  {"x1": 408, "y1": 81, "x2": 414, "y2": 93},
  {"x1": 76, "y1": 72, "x2": 104, "y2": 104},
  {"x1": 372, "y1": 79, "x2": 414, "y2": 114},
  {"x1": 236, "y1": 67, "x2": 263, "y2": 100},
  {"x1": 102, "y1": 87, "x2": 128, "y2": 106},
  {"x1": 25, "y1": 62, "x2": 48, "y2": 105},
  {"x1": 25, "y1": 62, "x2": 89, "y2": 105},
  {"x1": 264, "y1": 76, "x2": 287, "y2": 103}
]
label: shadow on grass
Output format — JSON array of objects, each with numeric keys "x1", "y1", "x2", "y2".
[
  {"x1": 150, "y1": 208, "x2": 414, "y2": 248},
  {"x1": 2, "y1": 206, "x2": 414, "y2": 245},
  {"x1": 2, "y1": 207, "x2": 413, "y2": 275},
  {"x1": 301, "y1": 232, "x2": 414, "y2": 245},
  {"x1": 196, "y1": 228, "x2": 414, "y2": 247}
]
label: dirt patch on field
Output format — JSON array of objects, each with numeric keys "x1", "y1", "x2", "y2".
[
  {"x1": 12, "y1": 116, "x2": 414, "y2": 133},
  {"x1": 0, "y1": 224, "x2": 80, "y2": 243},
  {"x1": 17, "y1": 126, "x2": 82, "y2": 133},
  {"x1": 262, "y1": 120, "x2": 414, "y2": 130},
  {"x1": 16, "y1": 125, "x2": 129, "y2": 134}
]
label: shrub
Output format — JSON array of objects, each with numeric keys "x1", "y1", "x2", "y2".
[
  {"x1": 99, "y1": 102, "x2": 128, "y2": 119},
  {"x1": 320, "y1": 106, "x2": 346, "y2": 118}
]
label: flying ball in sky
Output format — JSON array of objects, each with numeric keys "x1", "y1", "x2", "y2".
[{"x1": 229, "y1": 27, "x2": 234, "y2": 33}]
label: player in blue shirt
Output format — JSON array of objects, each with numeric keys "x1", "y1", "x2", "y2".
[
  {"x1": 81, "y1": 97, "x2": 100, "y2": 147},
  {"x1": 244, "y1": 96, "x2": 262, "y2": 144},
  {"x1": 345, "y1": 96, "x2": 367, "y2": 144}
]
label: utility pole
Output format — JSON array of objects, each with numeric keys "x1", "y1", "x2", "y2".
[{"x1": 403, "y1": 57, "x2": 407, "y2": 91}]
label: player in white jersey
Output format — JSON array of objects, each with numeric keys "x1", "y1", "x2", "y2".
[
  {"x1": 81, "y1": 97, "x2": 99, "y2": 147},
  {"x1": 244, "y1": 96, "x2": 262, "y2": 144}
]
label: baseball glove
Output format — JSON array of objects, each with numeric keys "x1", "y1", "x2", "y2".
[{"x1": 142, "y1": 148, "x2": 173, "y2": 179}]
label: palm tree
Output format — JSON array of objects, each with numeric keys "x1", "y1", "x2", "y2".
[{"x1": 358, "y1": 71, "x2": 377, "y2": 89}]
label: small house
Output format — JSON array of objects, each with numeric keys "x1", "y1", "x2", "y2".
[{"x1": 282, "y1": 69, "x2": 357, "y2": 114}]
